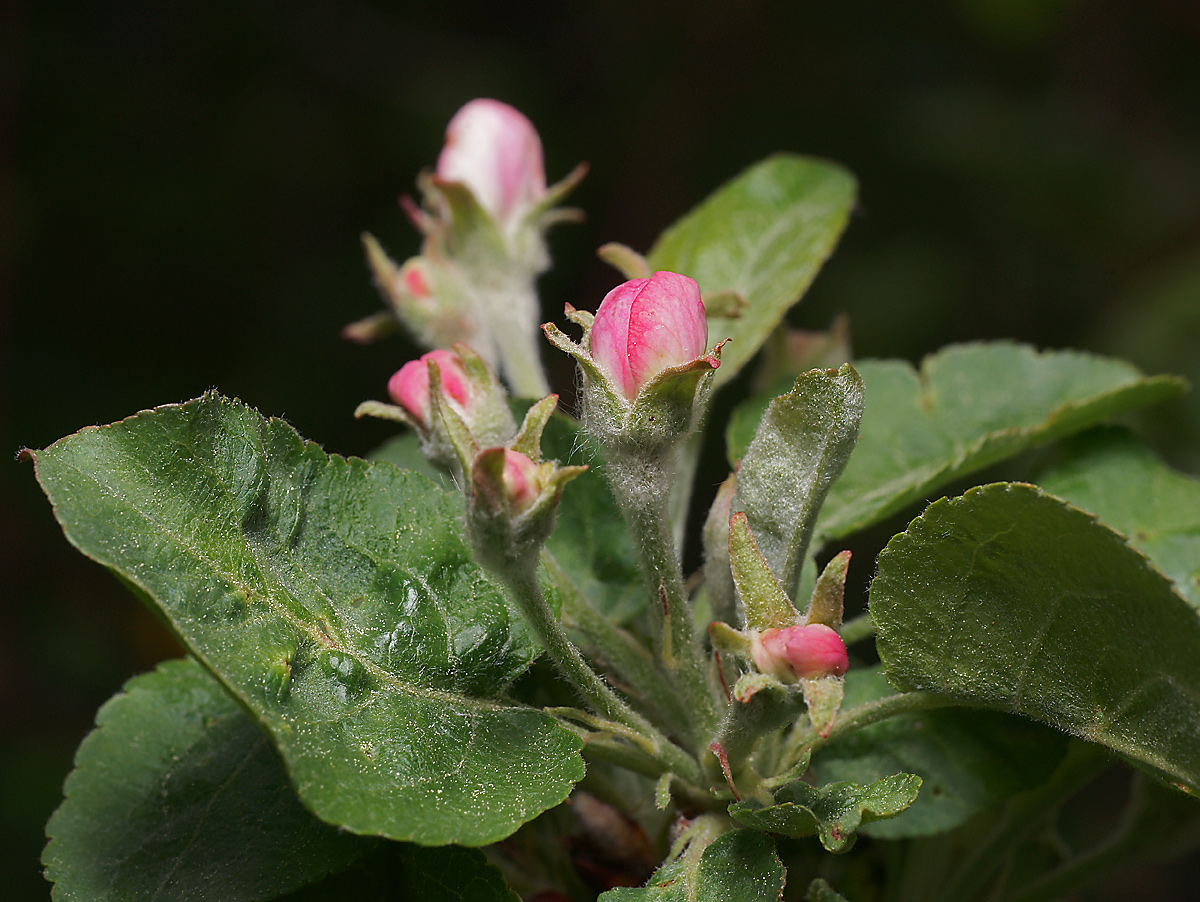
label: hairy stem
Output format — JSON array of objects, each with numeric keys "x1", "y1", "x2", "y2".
[
  {"x1": 499, "y1": 561, "x2": 703, "y2": 787},
  {"x1": 544, "y1": 550, "x2": 700, "y2": 747},
  {"x1": 605, "y1": 448, "x2": 723, "y2": 743},
  {"x1": 484, "y1": 279, "x2": 551, "y2": 398}
]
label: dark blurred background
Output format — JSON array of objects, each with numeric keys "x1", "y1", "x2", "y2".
[{"x1": 3, "y1": 1, "x2": 1199, "y2": 899}]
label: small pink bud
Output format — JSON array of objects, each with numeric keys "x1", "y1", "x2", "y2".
[
  {"x1": 436, "y1": 98, "x2": 546, "y2": 227},
  {"x1": 387, "y1": 348, "x2": 472, "y2": 428},
  {"x1": 499, "y1": 449, "x2": 543, "y2": 514},
  {"x1": 752, "y1": 624, "x2": 848, "y2": 682},
  {"x1": 589, "y1": 271, "x2": 711, "y2": 400}
]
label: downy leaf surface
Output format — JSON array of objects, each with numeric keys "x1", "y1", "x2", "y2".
[
  {"x1": 43, "y1": 657, "x2": 369, "y2": 902},
  {"x1": 1038, "y1": 428, "x2": 1200, "y2": 609},
  {"x1": 870, "y1": 482, "x2": 1200, "y2": 792},
  {"x1": 32, "y1": 393, "x2": 584, "y2": 845},
  {"x1": 809, "y1": 666, "x2": 1067, "y2": 838},
  {"x1": 729, "y1": 774, "x2": 922, "y2": 852},
  {"x1": 732, "y1": 364, "x2": 863, "y2": 596},
  {"x1": 727, "y1": 343, "x2": 1184, "y2": 547}
]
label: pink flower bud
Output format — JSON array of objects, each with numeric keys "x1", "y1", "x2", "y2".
[
  {"x1": 387, "y1": 349, "x2": 472, "y2": 429},
  {"x1": 499, "y1": 449, "x2": 543, "y2": 514},
  {"x1": 436, "y1": 98, "x2": 546, "y2": 227},
  {"x1": 752, "y1": 624, "x2": 849, "y2": 682},
  {"x1": 589, "y1": 271, "x2": 710, "y2": 400}
]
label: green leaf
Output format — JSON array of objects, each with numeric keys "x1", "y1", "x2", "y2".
[
  {"x1": 731, "y1": 364, "x2": 863, "y2": 597},
  {"x1": 278, "y1": 843, "x2": 520, "y2": 901},
  {"x1": 1038, "y1": 428, "x2": 1200, "y2": 609},
  {"x1": 727, "y1": 343, "x2": 1185, "y2": 544},
  {"x1": 32, "y1": 394, "x2": 584, "y2": 845},
  {"x1": 809, "y1": 666, "x2": 1068, "y2": 838},
  {"x1": 600, "y1": 828, "x2": 785, "y2": 901},
  {"x1": 870, "y1": 482, "x2": 1200, "y2": 792},
  {"x1": 729, "y1": 773, "x2": 922, "y2": 852},
  {"x1": 43, "y1": 657, "x2": 369, "y2": 902},
  {"x1": 646, "y1": 154, "x2": 857, "y2": 388},
  {"x1": 539, "y1": 411, "x2": 645, "y2": 623}
]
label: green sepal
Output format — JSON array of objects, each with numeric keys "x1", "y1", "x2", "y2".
[
  {"x1": 805, "y1": 550, "x2": 850, "y2": 630},
  {"x1": 729, "y1": 512, "x2": 797, "y2": 630},
  {"x1": 340, "y1": 310, "x2": 397, "y2": 345},
  {"x1": 709, "y1": 620, "x2": 754, "y2": 659},
  {"x1": 597, "y1": 241, "x2": 651, "y2": 280},
  {"x1": 701, "y1": 289, "x2": 748, "y2": 318},
  {"x1": 801, "y1": 674, "x2": 845, "y2": 739},
  {"x1": 729, "y1": 773, "x2": 923, "y2": 852},
  {"x1": 528, "y1": 161, "x2": 590, "y2": 225},
  {"x1": 352, "y1": 399, "x2": 411, "y2": 426},
  {"x1": 511, "y1": 394, "x2": 560, "y2": 459}
]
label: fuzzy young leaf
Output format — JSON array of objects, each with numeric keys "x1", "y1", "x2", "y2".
[
  {"x1": 732, "y1": 365, "x2": 863, "y2": 596},
  {"x1": 600, "y1": 829, "x2": 785, "y2": 901},
  {"x1": 43, "y1": 658, "x2": 370, "y2": 902},
  {"x1": 1038, "y1": 428, "x2": 1200, "y2": 609},
  {"x1": 809, "y1": 666, "x2": 1068, "y2": 838},
  {"x1": 727, "y1": 343, "x2": 1184, "y2": 546},
  {"x1": 871, "y1": 482, "x2": 1200, "y2": 792},
  {"x1": 32, "y1": 394, "x2": 584, "y2": 845},
  {"x1": 646, "y1": 154, "x2": 856, "y2": 388},
  {"x1": 730, "y1": 773, "x2": 922, "y2": 852}
]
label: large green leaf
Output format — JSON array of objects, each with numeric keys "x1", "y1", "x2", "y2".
[
  {"x1": 32, "y1": 394, "x2": 584, "y2": 845},
  {"x1": 729, "y1": 773, "x2": 921, "y2": 852},
  {"x1": 726, "y1": 343, "x2": 1184, "y2": 544},
  {"x1": 1038, "y1": 428, "x2": 1200, "y2": 609},
  {"x1": 646, "y1": 154, "x2": 857, "y2": 388},
  {"x1": 732, "y1": 364, "x2": 863, "y2": 597},
  {"x1": 870, "y1": 482, "x2": 1200, "y2": 792},
  {"x1": 43, "y1": 657, "x2": 369, "y2": 902},
  {"x1": 600, "y1": 829, "x2": 785, "y2": 901},
  {"x1": 809, "y1": 666, "x2": 1068, "y2": 838}
]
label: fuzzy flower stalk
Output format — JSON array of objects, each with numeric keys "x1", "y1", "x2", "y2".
[
  {"x1": 349, "y1": 99, "x2": 587, "y2": 397},
  {"x1": 543, "y1": 271, "x2": 727, "y2": 742}
]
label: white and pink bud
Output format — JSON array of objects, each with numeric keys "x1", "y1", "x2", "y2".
[
  {"x1": 589, "y1": 271, "x2": 713, "y2": 401},
  {"x1": 751, "y1": 624, "x2": 849, "y2": 683},
  {"x1": 387, "y1": 348, "x2": 473, "y2": 430},
  {"x1": 436, "y1": 98, "x2": 546, "y2": 229}
]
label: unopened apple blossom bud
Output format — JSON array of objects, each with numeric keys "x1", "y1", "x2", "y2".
[
  {"x1": 752, "y1": 624, "x2": 849, "y2": 683},
  {"x1": 498, "y1": 449, "x2": 542, "y2": 514},
  {"x1": 436, "y1": 98, "x2": 546, "y2": 228},
  {"x1": 387, "y1": 348, "x2": 472, "y2": 429},
  {"x1": 590, "y1": 271, "x2": 710, "y2": 401}
]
